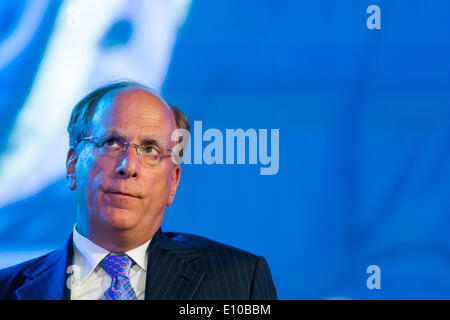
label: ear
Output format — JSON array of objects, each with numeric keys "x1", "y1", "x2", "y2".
[
  {"x1": 167, "y1": 165, "x2": 181, "y2": 206},
  {"x1": 66, "y1": 148, "x2": 78, "y2": 191}
]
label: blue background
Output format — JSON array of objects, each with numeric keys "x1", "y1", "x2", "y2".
[{"x1": 1, "y1": 0, "x2": 450, "y2": 299}]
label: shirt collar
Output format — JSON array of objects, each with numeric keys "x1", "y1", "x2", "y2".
[
  {"x1": 125, "y1": 240, "x2": 150, "y2": 271},
  {"x1": 72, "y1": 224, "x2": 151, "y2": 280}
]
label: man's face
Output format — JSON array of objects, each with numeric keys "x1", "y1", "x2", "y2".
[{"x1": 67, "y1": 88, "x2": 180, "y2": 242}]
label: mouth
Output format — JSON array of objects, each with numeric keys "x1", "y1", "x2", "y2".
[{"x1": 106, "y1": 190, "x2": 141, "y2": 199}]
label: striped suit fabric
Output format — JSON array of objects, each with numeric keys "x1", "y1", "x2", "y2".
[{"x1": 0, "y1": 228, "x2": 277, "y2": 300}]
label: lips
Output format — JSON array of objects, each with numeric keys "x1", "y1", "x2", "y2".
[{"x1": 105, "y1": 190, "x2": 141, "y2": 198}]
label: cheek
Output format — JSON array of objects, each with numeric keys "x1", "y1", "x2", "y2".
[
  {"x1": 144, "y1": 170, "x2": 173, "y2": 204},
  {"x1": 88, "y1": 173, "x2": 104, "y2": 203},
  {"x1": 76, "y1": 157, "x2": 105, "y2": 208}
]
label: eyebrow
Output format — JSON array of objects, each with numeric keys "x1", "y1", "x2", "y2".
[
  {"x1": 104, "y1": 130, "x2": 167, "y2": 146},
  {"x1": 140, "y1": 136, "x2": 166, "y2": 147}
]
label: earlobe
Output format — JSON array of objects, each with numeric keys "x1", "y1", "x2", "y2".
[
  {"x1": 167, "y1": 165, "x2": 181, "y2": 206},
  {"x1": 66, "y1": 148, "x2": 78, "y2": 191}
]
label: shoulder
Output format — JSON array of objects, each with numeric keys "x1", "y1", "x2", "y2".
[
  {"x1": 164, "y1": 231, "x2": 258, "y2": 256},
  {"x1": 161, "y1": 231, "x2": 277, "y2": 299},
  {"x1": 0, "y1": 252, "x2": 53, "y2": 299},
  {"x1": 162, "y1": 231, "x2": 261, "y2": 267}
]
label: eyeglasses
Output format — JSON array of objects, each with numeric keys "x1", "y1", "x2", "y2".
[{"x1": 81, "y1": 135, "x2": 173, "y2": 167}]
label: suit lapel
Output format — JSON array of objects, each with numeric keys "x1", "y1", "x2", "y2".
[
  {"x1": 145, "y1": 229, "x2": 205, "y2": 300},
  {"x1": 13, "y1": 230, "x2": 204, "y2": 300},
  {"x1": 15, "y1": 235, "x2": 73, "y2": 300}
]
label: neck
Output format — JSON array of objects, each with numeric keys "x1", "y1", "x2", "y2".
[{"x1": 76, "y1": 222, "x2": 159, "y2": 252}]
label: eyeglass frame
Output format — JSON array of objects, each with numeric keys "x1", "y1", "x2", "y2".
[{"x1": 80, "y1": 135, "x2": 174, "y2": 165}]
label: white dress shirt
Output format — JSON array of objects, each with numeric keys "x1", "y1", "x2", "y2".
[{"x1": 69, "y1": 225, "x2": 151, "y2": 300}]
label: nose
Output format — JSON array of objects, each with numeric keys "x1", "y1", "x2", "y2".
[{"x1": 115, "y1": 144, "x2": 140, "y2": 178}]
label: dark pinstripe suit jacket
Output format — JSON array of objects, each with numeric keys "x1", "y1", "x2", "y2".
[{"x1": 0, "y1": 229, "x2": 277, "y2": 300}]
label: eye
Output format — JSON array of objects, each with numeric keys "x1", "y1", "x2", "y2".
[
  {"x1": 100, "y1": 136, "x2": 121, "y2": 147},
  {"x1": 142, "y1": 145, "x2": 158, "y2": 155}
]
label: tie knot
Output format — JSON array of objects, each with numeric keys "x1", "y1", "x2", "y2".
[{"x1": 101, "y1": 254, "x2": 133, "y2": 278}]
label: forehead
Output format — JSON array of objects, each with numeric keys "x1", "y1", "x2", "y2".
[{"x1": 90, "y1": 88, "x2": 175, "y2": 140}]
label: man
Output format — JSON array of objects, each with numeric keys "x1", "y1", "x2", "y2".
[{"x1": 0, "y1": 81, "x2": 277, "y2": 300}]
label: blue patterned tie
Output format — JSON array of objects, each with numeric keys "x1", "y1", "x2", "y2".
[{"x1": 99, "y1": 254, "x2": 137, "y2": 300}]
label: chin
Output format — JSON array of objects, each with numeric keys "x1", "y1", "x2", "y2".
[{"x1": 101, "y1": 208, "x2": 140, "y2": 231}]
